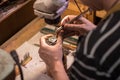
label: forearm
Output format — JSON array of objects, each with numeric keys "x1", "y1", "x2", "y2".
[{"x1": 50, "y1": 61, "x2": 69, "y2": 80}]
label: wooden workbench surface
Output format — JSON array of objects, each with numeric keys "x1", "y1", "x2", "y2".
[{"x1": 0, "y1": 17, "x2": 45, "y2": 52}]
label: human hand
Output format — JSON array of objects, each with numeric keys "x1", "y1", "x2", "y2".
[
  {"x1": 60, "y1": 15, "x2": 96, "y2": 38},
  {"x1": 39, "y1": 34, "x2": 63, "y2": 69}
]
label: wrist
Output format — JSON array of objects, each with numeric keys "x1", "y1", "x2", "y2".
[
  {"x1": 49, "y1": 60, "x2": 64, "y2": 74},
  {"x1": 48, "y1": 61, "x2": 69, "y2": 80}
]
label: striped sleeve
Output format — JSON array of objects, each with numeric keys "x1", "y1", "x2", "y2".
[{"x1": 68, "y1": 11, "x2": 120, "y2": 80}]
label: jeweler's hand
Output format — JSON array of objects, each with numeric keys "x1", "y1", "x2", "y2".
[
  {"x1": 60, "y1": 15, "x2": 96, "y2": 38},
  {"x1": 39, "y1": 33, "x2": 63, "y2": 68},
  {"x1": 39, "y1": 33, "x2": 69, "y2": 80}
]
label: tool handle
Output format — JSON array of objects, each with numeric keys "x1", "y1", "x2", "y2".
[{"x1": 69, "y1": 8, "x2": 90, "y2": 23}]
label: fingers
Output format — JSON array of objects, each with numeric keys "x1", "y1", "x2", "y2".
[
  {"x1": 79, "y1": 16, "x2": 92, "y2": 24},
  {"x1": 61, "y1": 15, "x2": 89, "y2": 25},
  {"x1": 64, "y1": 23, "x2": 83, "y2": 31},
  {"x1": 62, "y1": 16, "x2": 96, "y2": 31},
  {"x1": 61, "y1": 15, "x2": 85, "y2": 31},
  {"x1": 56, "y1": 31, "x2": 63, "y2": 45},
  {"x1": 63, "y1": 31, "x2": 77, "y2": 38},
  {"x1": 61, "y1": 16, "x2": 69, "y2": 25},
  {"x1": 40, "y1": 34, "x2": 53, "y2": 46},
  {"x1": 61, "y1": 15, "x2": 77, "y2": 25},
  {"x1": 78, "y1": 17, "x2": 96, "y2": 30}
]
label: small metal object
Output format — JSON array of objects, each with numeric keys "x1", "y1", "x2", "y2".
[
  {"x1": 46, "y1": 36, "x2": 57, "y2": 45},
  {"x1": 34, "y1": 43, "x2": 40, "y2": 47},
  {"x1": 55, "y1": 26, "x2": 63, "y2": 34},
  {"x1": 21, "y1": 52, "x2": 32, "y2": 66}
]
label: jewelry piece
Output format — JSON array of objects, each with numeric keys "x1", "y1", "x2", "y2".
[{"x1": 46, "y1": 36, "x2": 57, "y2": 45}]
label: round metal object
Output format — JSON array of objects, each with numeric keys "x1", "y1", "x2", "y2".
[{"x1": 46, "y1": 36, "x2": 57, "y2": 45}]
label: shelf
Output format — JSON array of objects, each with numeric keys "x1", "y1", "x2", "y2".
[{"x1": 0, "y1": 0, "x2": 36, "y2": 45}]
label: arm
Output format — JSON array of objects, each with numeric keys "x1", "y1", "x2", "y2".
[
  {"x1": 39, "y1": 34, "x2": 69, "y2": 80},
  {"x1": 49, "y1": 60, "x2": 69, "y2": 80}
]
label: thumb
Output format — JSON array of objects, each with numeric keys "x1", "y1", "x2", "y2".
[{"x1": 40, "y1": 34, "x2": 53, "y2": 46}]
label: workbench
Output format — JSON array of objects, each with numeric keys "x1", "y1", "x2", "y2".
[{"x1": 0, "y1": 8, "x2": 80, "y2": 52}]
